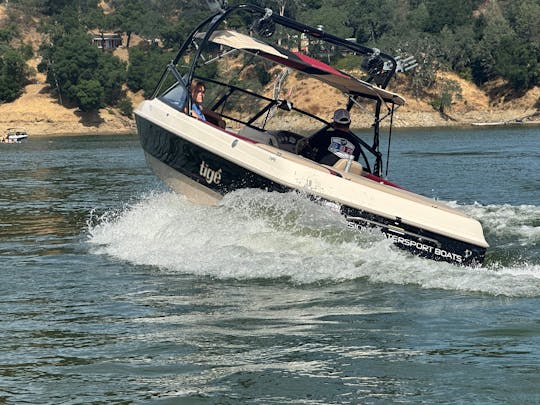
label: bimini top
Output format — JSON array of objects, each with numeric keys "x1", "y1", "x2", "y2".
[{"x1": 208, "y1": 30, "x2": 406, "y2": 106}]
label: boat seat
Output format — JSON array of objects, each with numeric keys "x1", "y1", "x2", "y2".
[
  {"x1": 332, "y1": 158, "x2": 363, "y2": 175},
  {"x1": 239, "y1": 126, "x2": 279, "y2": 147},
  {"x1": 255, "y1": 143, "x2": 333, "y2": 174},
  {"x1": 202, "y1": 109, "x2": 226, "y2": 128},
  {"x1": 267, "y1": 130, "x2": 304, "y2": 153}
]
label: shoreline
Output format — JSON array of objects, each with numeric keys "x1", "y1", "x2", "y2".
[
  {"x1": 6, "y1": 113, "x2": 540, "y2": 138},
  {"x1": 1, "y1": 82, "x2": 538, "y2": 137}
]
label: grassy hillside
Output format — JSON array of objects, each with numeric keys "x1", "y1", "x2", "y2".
[{"x1": 0, "y1": 3, "x2": 539, "y2": 135}]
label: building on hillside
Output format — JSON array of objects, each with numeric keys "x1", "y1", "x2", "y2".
[{"x1": 91, "y1": 32, "x2": 123, "y2": 50}]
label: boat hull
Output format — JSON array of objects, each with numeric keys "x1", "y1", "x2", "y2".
[
  {"x1": 2, "y1": 135, "x2": 27, "y2": 143},
  {"x1": 136, "y1": 108, "x2": 487, "y2": 266}
]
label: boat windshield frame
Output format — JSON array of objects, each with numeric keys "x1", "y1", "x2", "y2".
[{"x1": 152, "y1": 3, "x2": 404, "y2": 177}]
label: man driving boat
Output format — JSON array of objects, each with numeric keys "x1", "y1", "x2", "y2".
[{"x1": 297, "y1": 108, "x2": 362, "y2": 166}]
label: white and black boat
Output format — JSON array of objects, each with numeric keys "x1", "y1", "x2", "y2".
[
  {"x1": 2, "y1": 127, "x2": 28, "y2": 143},
  {"x1": 135, "y1": 3, "x2": 488, "y2": 266}
]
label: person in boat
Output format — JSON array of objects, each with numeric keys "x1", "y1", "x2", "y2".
[
  {"x1": 188, "y1": 80, "x2": 207, "y2": 121},
  {"x1": 297, "y1": 108, "x2": 362, "y2": 166},
  {"x1": 185, "y1": 80, "x2": 226, "y2": 128}
]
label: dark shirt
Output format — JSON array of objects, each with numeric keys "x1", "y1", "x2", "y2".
[{"x1": 300, "y1": 128, "x2": 362, "y2": 166}]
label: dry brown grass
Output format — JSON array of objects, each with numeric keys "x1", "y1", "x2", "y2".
[{"x1": 1, "y1": 3, "x2": 538, "y2": 135}]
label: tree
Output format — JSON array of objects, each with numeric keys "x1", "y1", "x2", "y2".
[
  {"x1": 4, "y1": 0, "x2": 540, "y2": 106},
  {"x1": 97, "y1": 52, "x2": 126, "y2": 105},
  {"x1": 117, "y1": 96, "x2": 133, "y2": 117},
  {"x1": 160, "y1": 21, "x2": 187, "y2": 50},
  {"x1": 112, "y1": 0, "x2": 163, "y2": 48},
  {"x1": 0, "y1": 48, "x2": 29, "y2": 102},
  {"x1": 40, "y1": 28, "x2": 100, "y2": 105},
  {"x1": 39, "y1": 22, "x2": 126, "y2": 110},
  {"x1": 73, "y1": 79, "x2": 103, "y2": 111},
  {"x1": 493, "y1": 36, "x2": 540, "y2": 92},
  {"x1": 114, "y1": 0, "x2": 146, "y2": 48},
  {"x1": 228, "y1": 0, "x2": 304, "y2": 18},
  {"x1": 348, "y1": 0, "x2": 395, "y2": 43},
  {"x1": 467, "y1": 0, "x2": 512, "y2": 85},
  {"x1": 127, "y1": 44, "x2": 173, "y2": 97},
  {"x1": 431, "y1": 78, "x2": 462, "y2": 115},
  {"x1": 504, "y1": 0, "x2": 540, "y2": 46},
  {"x1": 437, "y1": 24, "x2": 476, "y2": 74},
  {"x1": 298, "y1": 3, "x2": 351, "y2": 38},
  {"x1": 422, "y1": 0, "x2": 475, "y2": 33}
]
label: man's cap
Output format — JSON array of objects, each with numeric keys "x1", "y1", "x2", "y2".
[{"x1": 333, "y1": 109, "x2": 351, "y2": 125}]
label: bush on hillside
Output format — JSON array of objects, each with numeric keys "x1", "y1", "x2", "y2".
[
  {"x1": 0, "y1": 48, "x2": 30, "y2": 102},
  {"x1": 117, "y1": 97, "x2": 133, "y2": 117}
]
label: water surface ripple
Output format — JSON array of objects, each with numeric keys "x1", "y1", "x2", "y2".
[{"x1": 1, "y1": 130, "x2": 539, "y2": 403}]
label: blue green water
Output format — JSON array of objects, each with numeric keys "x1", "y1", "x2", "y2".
[{"x1": 1, "y1": 127, "x2": 538, "y2": 403}]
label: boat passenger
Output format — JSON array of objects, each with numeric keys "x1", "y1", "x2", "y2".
[
  {"x1": 298, "y1": 108, "x2": 362, "y2": 166},
  {"x1": 184, "y1": 81, "x2": 226, "y2": 128},
  {"x1": 188, "y1": 80, "x2": 207, "y2": 121}
]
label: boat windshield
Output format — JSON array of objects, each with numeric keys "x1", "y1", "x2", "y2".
[{"x1": 155, "y1": 4, "x2": 404, "y2": 176}]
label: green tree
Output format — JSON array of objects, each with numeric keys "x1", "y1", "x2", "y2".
[
  {"x1": 98, "y1": 52, "x2": 126, "y2": 105},
  {"x1": 159, "y1": 18, "x2": 191, "y2": 50},
  {"x1": 0, "y1": 22, "x2": 19, "y2": 43},
  {"x1": 298, "y1": 2, "x2": 351, "y2": 38},
  {"x1": 431, "y1": 78, "x2": 462, "y2": 115},
  {"x1": 73, "y1": 79, "x2": 104, "y2": 111},
  {"x1": 504, "y1": 0, "x2": 540, "y2": 46},
  {"x1": 39, "y1": 20, "x2": 126, "y2": 110},
  {"x1": 437, "y1": 24, "x2": 476, "y2": 74},
  {"x1": 40, "y1": 28, "x2": 100, "y2": 104},
  {"x1": 407, "y1": 1, "x2": 430, "y2": 32},
  {"x1": 0, "y1": 48, "x2": 29, "y2": 102},
  {"x1": 470, "y1": 0, "x2": 514, "y2": 85},
  {"x1": 127, "y1": 44, "x2": 173, "y2": 97},
  {"x1": 112, "y1": 0, "x2": 164, "y2": 48},
  {"x1": 493, "y1": 36, "x2": 540, "y2": 92},
  {"x1": 422, "y1": 0, "x2": 475, "y2": 33},
  {"x1": 348, "y1": 0, "x2": 395, "y2": 43},
  {"x1": 6, "y1": 0, "x2": 540, "y2": 103},
  {"x1": 117, "y1": 96, "x2": 133, "y2": 117}
]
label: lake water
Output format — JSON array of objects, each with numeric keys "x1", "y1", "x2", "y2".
[{"x1": 1, "y1": 126, "x2": 538, "y2": 403}]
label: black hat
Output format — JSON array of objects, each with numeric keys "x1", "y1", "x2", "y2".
[{"x1": 333, "y1": 108, "x2": 351, "y2": 125}]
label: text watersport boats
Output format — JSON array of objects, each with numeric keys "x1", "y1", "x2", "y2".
[{"x1": 134, "y1": 4, "x2": 489, "y2": 266}]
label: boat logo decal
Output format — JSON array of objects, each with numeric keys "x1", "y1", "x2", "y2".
[
  {"x1": 347, "y1": 219, "x2": 465, "y2": 264},
  {"x1": 199, "y1": 161, "x2": 222, "y2": 185},
  {"x1": 329, "y1": 137, "x2": 355, "y2": 159},
  {"x1": 385, "y1": 233, "x2": 464, "y2": 263}
]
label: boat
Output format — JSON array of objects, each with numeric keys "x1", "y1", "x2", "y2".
[
  {"x1": 2, "y1": 127, "x2": 28, "y2": 143},
  {"x1": 134, "y1": 3, "x2": 489, "y2": 266}
]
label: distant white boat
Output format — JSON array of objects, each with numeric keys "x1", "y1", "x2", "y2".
[
  {"x1": 472, "y1": 118, "x2": 527, "y2": 126},
  {"x1": 2, "y1": 127, "x2": 28, "y2": 143}
]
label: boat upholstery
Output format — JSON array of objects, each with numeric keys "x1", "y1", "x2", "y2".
[
  {"x1": 255, "y1": 143, "x2": 333, "y2": 174},
  {"x1": 240, "y1": 126, "x2": 280, "y2": 147},
  {"x1": 332, "y1": 158, "x2": 363, "y2": 175}
]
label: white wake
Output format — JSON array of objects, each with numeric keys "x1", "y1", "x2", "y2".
[{"x1": 87, "y1": 190, "x2": 540, "y2": 297}]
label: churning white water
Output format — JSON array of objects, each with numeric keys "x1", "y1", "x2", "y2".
[{"x1": 88, "y1": 190, "x2": 540, "y2": 297}]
